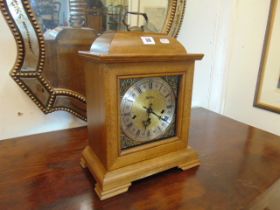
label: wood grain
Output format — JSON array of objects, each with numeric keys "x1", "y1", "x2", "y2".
[
  {"x1": 43, "y1": 28, "x2": 97, "y2": 96},
  {"x1": 80, "y1": 32, "x2": 203, "y2": 199},
  {"x1": 0, "y1": 108, "x2": 280, "y2": 209}
]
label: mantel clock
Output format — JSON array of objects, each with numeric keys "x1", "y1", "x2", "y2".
[{"x1": 79, "y1": 32, "x2": 204, "y2": 200}]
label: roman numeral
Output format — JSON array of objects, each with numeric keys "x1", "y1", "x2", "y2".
[
  {"x1": 127, "y1": 123, "x2": 133, "y2": 128},
  {"x1": 125, "y1": 98, "x2": 134, "y2": 103},
  {"x1": 147, "y1": 130, "x2": 151, "y2": 137},
  {"x1": 135, "y1": 129, "x2": 140, "y2": 137},
  {"x1": 167, "y1": 105, "x2": 173, "y2": 109},
  {"x1": 149, "y1": 81, "x2": 153, "y2": 89},
  {"x1": 136, "y1": 87, "x2": 142, "y2": 94},
  {"x1": 123, "y1": 113, "x2": 130, "y2": 116}
]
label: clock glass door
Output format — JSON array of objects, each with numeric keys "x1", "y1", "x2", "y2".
[{"x1": 120, "y1": 76, "x2": 181, "y2": 150}]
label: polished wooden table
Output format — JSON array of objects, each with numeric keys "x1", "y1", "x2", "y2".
[{"x1": 0, "y1": 108, "x2": 280, "y2": 210}]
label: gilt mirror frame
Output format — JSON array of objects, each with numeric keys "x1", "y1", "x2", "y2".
[{"x1": 0, "y1": 0, "x2": 186, "y2": 120}]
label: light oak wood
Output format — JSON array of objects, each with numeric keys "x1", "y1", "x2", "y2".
[
  {"x1": 95, "y1": 183, "x2": 131, "y2": 201},
  {"x1": 81, "y1": 146, "x2": 200, "y2": 200},
  {"x1": 79, "y1": 32, "x2": 203, "y2": 199}
]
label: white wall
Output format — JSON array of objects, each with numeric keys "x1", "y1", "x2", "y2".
[
  {"x1": 178, "y1": 0, "x2": 236, "y2": 113},
  {"x1": 179, "y1": 0, "x2": 224, "y2": 109},
  {"x1": 179, "y1": 0, "x2": 280, "y2": 136},
  {"x1": 222, "y1": 0, "x2": 280, "y2": 136},
  {"x1": 0, "y1": 13, "x2": 86, "y2": 140}
]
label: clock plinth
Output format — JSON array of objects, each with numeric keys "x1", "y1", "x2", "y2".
[
  {"x1": 81, "y1": 146, "x2": 199, "y2": 200},
  {"x1": 79, "y1": 32, "x2": 203, "y2": 200}
]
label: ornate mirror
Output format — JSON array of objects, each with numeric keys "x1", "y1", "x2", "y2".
[{"x1": 0, "y1": 0, "x2": 186, "y2": 120}]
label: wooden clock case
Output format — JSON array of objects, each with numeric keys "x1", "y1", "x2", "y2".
[{"x1": 79, "y1": 32, "x2": 204, "y2": 200}]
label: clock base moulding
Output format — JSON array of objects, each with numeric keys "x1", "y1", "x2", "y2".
[{"x1": 80, "y1": 145, "x2": 200, "y2": 200}]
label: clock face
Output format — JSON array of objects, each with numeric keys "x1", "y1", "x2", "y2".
[{"x1": 120, "y1": 77, "x2": 179, "y2": 149}]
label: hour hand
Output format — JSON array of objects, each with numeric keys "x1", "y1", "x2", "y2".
[{"x1": 142, "y1": 118, "x2": 151, "y2": 130}]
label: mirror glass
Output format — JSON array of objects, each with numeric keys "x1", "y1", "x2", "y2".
[
  {"x1": 2, "y1": 0, "x2": 185, "y2": 120},
  {"x1": 30, "y1": 0, "x2": 169, "y2": 34},
  {"x1": 28, "y1": 0, "x2": 169, "y2": 96}
]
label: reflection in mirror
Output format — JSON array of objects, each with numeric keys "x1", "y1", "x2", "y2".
[
  {"x1": 30, "y1": 0, "x2": 65, "y2": 32},
  {"x1": 0, "y1": 0, "x2": 185, "y2": 120},
  {"x1": 28, "y1": 0, "x2": 169, "y2": 97},
  {"x1": 30, "y1": 0, "x2": 168, "y2": 34},
  {"x1": 127, "y1": 0, "x2": 169, "y2": 32}
]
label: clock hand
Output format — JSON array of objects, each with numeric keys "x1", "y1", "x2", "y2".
[
  {"x1": 151, "y1": 111, "x2": 167, "y2": 122},
  {"x1": 142, "y1": 117, "x2": 151, "y2": 130},
  {"x1": 143, "y1": 106, "x2": 168, "y2": 122}
]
